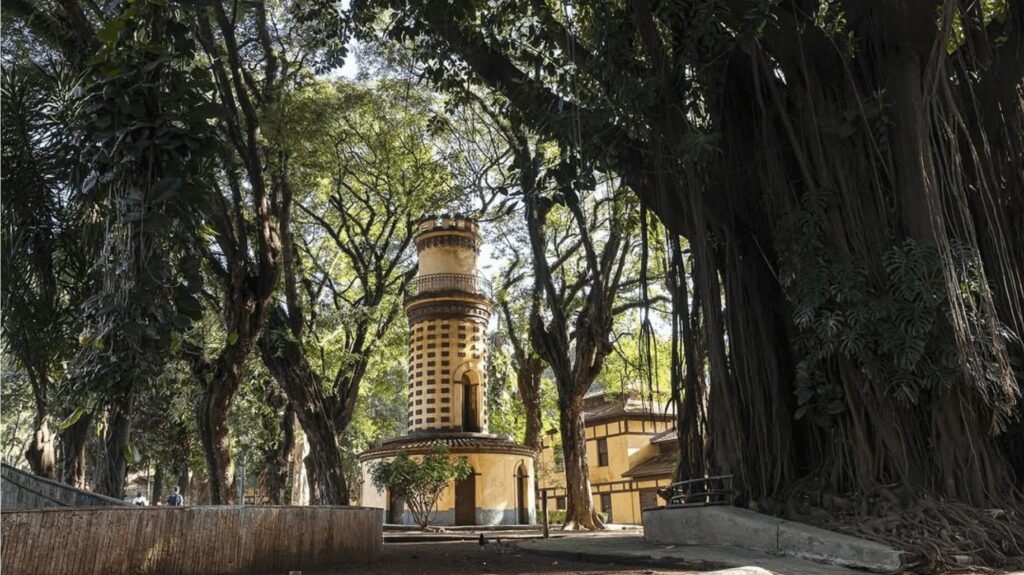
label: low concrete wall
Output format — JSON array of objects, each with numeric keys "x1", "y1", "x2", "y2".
[
  {"x1": 1, "y1": 463, "x2": 125, "y2": 509},
  {"x1": 643, "y1": 506, "x2": 903, "y2": 573},
  {"x1": 1, "y1": 506, "x2": 382, "y2": 575}
]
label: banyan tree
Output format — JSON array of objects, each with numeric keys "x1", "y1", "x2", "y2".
[{"x1": 352, "y1": 0, "x2": 1024, "y2": 563}]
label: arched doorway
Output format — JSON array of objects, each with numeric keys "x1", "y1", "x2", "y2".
[
  {"x1": 387, "y1": 488, "x2": 405, "y2": 524},
  {"x1": 455, "y1": 468, "x2": 476, "y2": 525},
  {"x1": 461, "y1": 373, "x2": 481, "y2": 433},
  {"x1": 516, "y1": 463, "x2": 530, "y2": 525}
]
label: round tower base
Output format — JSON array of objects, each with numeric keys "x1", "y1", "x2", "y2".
[{"x1": 358, "y1": 433, "x2": 536, "y2": 527}]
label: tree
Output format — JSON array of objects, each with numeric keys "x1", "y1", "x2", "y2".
[
  {"x1": 495, "y1": 255, "x2": 545, "y2": 452},
  {"x1": 368, "y1": 446, "x2": 472, "y2": 529},
  {"x1": 0, "y1": 61, "x2": 93, "y2": 480},
  {"x1": 352, "y1": 0, "x2": 1024, "y2": 563},
  {"x1": 257, "y1": 80, "x2": 456, "y2": 504}
]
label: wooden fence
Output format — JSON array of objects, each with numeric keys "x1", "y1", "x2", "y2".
[
  {"x1": 1, "y1": 463, "x2": 126, "y2": 509},
  {"x1": 1, "y1": 506, "x2": 382, "y2": 575}
]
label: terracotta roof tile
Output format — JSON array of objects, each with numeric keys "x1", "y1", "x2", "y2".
[
  {"x1": 359, "y1": 433, "x2": 535, "y2": 460},
  {"x1": 622, "y1": 453, "x2": 677, "y2": 479},
  {"x1": 650, "y1": 428, "x2": 678, "y2": 444}
]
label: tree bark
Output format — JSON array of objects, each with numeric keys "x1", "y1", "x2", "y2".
[
  {"x1": 288, "y1": 424, "x2": 309, "y2": 505},
  {"x1": 499, "y1": 296, "x2": 545, "y2": 451},
  {"x1": 518, "y1": 360, "x2": 544, "y2": 451},
  {"x1": 173, "y1": 455, "x2": 191, "y2": 503},
  {"x1": 521, "y1": 165, "x2": 625, "y2": 530},
  {"x1": 24, "y1": 366, "x2": 56, "y2": 479},
  {"x1": 258, "y1": 308, "x2": 349, "y2": 505},
  {"x1": 260, "y1": 379, "x2": 294, "y2": 504},
  {"x1": 95, "y1": 404, "x2": 131, "y2": 499},
  {"x1": 25, "y1": 415, "x2": 56, "y2": 479},
  {"x1": 151, "y1": 463, "x2": 165, "y2": 504},
  {"x1": 197, "y1": 375, "x2": 237, "y2": 505},
  {"x1": 558, "y1": 394, "x2": 603, "y2": 530},
  {"x1": 59, "y1": 411, "x2": 93, "y2": 488}
]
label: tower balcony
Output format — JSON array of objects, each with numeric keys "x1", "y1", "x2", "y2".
[{"x1": 405, "y1": 273, "x2": 492, "y2": 301}]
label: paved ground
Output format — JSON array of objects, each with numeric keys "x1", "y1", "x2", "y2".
[
  {"x1": 320, "y1": 539, "x2": 703, "y2": 575},
  {"x1": 515, "y1": 533, "x2": 867, "y2": 575},
  {"x1": 318, "y1": 531, "x2": 868, "y2": 575}
]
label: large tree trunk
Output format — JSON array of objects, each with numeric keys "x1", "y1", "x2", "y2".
[
  {"x1": 288, "y1": 423, "x2": 308, "y2": 505},
  {"x1": 151, "y1": 463, "x2": 165, "y2": 505},
  {"x1": 59, "y1": 411, "x2": 93, "y2": 488},
  {"x1": 197, "y1": 377, "x2": 237, "y2": 505},
  {"x1": 95, "y1": 405, "x2": 131, "y2": 498},
  {"x1": 518, "y1": 360, "x2": 543, "y2": 451},
  {"x1": 172, "y1": 453, "x2": 191, "y2": 503},
  {"x1": 25, "y1": 415, "x2": 56, "y2": 479},
  {"x1": 557, "y1": 394, "x2": 602, "y2": 530},
  {"x1": 666, "y1": 235, "x2": 706, "y2": 481},
  {"x1": 258, "y1": 313, "x2": 348, "y2": 505},
  {"x1": 24, "y1": 369, "x2": 56, "y2": 479},
  {"x1": 260, "y1": 379, "x2": 294, "y2": 504},
  {"x1": 190, "y1": 311, "x2": 267, "y2": 505}
]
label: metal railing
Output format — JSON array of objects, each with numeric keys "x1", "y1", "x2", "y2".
[
  {"x1": 405, "y1": 273, "x2": 492, "y2": 299},
  {"x1": 666, "y1": 474, "x2": 735, "y2": 507}
]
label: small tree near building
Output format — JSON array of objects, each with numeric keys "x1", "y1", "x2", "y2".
[{"x1": 369, "y1": 446, "x2": 472, "y2": 529}]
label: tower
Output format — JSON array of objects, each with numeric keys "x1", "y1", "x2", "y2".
[
  {"x1": 359, "y1": 214, "x2": 536, "y2": 526},
  {"x1": 404, "y1": 215, "x2": 491, "y2": 434}
]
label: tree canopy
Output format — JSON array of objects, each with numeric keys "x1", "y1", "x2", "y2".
[{"x1": 2, "y1": 0, "x2": 1023, "y2": 568}]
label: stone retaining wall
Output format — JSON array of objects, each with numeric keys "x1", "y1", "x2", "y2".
[{"x1": 1, "y1": 463, "x2": 125, "y2": 509}]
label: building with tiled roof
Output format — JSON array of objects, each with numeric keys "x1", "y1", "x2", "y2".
[{"x1": 536, "y1": 389, "x2": 677, "y2": 525}]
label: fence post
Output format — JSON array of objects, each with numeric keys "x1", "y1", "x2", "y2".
[{"x1": 541, "y1": 489, "x2": 549, "y2": 538}]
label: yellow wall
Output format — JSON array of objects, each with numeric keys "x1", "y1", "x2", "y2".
[
  {"x1": 407, "y1": 313, "x2": 490, "y2": 432},
  {"x1": 360, "y1": 451, "x2": 535, "y2": 525},
  {"x1": 537, "y1": 417, "x2": 674, "y2": 525},
  {"x1": 418, "y1": 244, "x2": 478, "y2": 276}
]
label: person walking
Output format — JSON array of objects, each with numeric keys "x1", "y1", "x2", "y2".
[
  {"x1": 165, "y1": 486, "x2": 184, "y2": 507},
  {"x1": 132, "y1": 492, "x2": 149, "y2": 506}
]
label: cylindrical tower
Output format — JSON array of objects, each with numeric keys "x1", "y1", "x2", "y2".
[{"x1": 404, "y1": 214, "x2": 492, "y2": 434}]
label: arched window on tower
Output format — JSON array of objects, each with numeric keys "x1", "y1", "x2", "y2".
[{"x1": 461, "y1": 372, "x2": 480, "y2": 432}]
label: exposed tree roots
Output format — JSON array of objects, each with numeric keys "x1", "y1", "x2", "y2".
[{"x1": 767, "y1": 482, "x2": 1024, "y2": 573}]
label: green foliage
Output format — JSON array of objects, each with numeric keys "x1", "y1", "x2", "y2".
[
  {"x1": 369, "y1": 446, "x2": 472, "y2": 529},
  {"x1": 0, "y1": 352, "x2": 35, "y2": 467},
  {"x1": 1, "y1": 59, "x2": 94, "y2": 425},
  {"x1": 486, "y1": 342, "x2": 527, "y2": 442},
  {"x1": 779, "y1": 190, "x2": 1003, "y2": 426},
  {"x1": 73, "y1": 0, "x2": 214, "y2": 401}
]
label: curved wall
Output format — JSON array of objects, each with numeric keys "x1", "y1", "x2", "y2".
[{"x1": 361, "y1": 450, "x2": 535, "y2": 526}]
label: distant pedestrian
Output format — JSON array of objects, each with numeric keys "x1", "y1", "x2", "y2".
[
  {"x1": 132, "y1": 492, "x2": 148, "y2": 506},
  {"x1": 166, "y1": 486, "x2": 184, "y2": 507}
]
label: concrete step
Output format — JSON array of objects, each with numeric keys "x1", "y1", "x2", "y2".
[
  {"x1": 516, "y1": 533, "x2": 869, "y2": 575},
  {"x1": 643, "y1": 506, "x2": 903, "y2": 573}
]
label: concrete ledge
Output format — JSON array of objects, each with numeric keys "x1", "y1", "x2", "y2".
[
  {"x1": 643, "y1": 506, "x2": 903, "y2": 573},
  {"x1": 1, "y1": 463, "x2": 126, "y2": 509}
]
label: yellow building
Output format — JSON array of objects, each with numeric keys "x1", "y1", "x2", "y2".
[
  {"x1": 537, "y1": 390, "x2": 677, "y2": 525},
  {"x1": 359, "y1": 214, "x2": 536, "y2": 526}
]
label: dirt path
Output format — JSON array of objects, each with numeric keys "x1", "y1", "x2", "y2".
[{"x1": 322, "y1": 540, "x2": 698, "y2": 575}]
